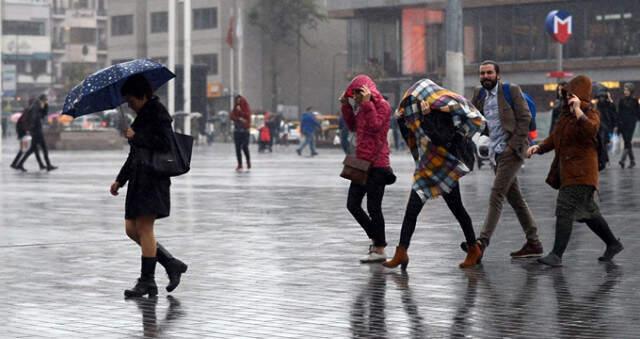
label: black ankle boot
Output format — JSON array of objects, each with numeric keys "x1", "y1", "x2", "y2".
[
  {"x1": 125, "y1": 256, "x2": 158, "y2": 298},
  {"x1": 156, "y1": 243, "x2": 188, "y2": 292}
]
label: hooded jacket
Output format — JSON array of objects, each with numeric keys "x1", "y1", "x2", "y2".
[
  {"x1": 340, "y1": 75, "x2": 391, "y2": 168},
  {"x1": 538, "y1": 75, "x2": 600, "y2": 190}
]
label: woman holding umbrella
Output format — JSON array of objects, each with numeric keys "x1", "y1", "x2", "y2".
[{"x1": 110, "y1": 74, "x2": 188, "y2": 297}]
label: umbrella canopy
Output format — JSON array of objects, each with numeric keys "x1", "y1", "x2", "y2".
[{"x1": 62, "y1": 59, "x2": 175, "y2": 118}]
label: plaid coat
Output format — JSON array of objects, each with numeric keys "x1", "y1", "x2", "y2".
[{"x1": 396, "y1": 79, "x2": 485, "y2": 201}]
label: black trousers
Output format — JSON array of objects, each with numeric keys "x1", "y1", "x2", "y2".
[
  {"x1": 621, "y1": 130, "x2": 635, "y2": 162},
  {"x1": 347, "y1": 175, "x2": 387, "y2": 247},
  {"x1": 399, "y1": 185, "x2": 476, "y2": 249},
  {"x1": 233, "y1": 131, "x2": 251, "y2": 167},
  {"x1": 17, "y1": 134, "x2": 50, "y2": 168}
]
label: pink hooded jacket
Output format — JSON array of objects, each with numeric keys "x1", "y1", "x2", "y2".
[{"x1": 341, "y1": 75, "x2": 391, "y2": 168}]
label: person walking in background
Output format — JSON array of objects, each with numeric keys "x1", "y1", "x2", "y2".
[
  {"x1": 10, "y1": 99, "x2": 45, "y2": 171},
  {"x1": 383, "y1": 79, "x2": 486, "y2": 270},
  {"x1": 528, "y1": 75, "x2": 623, "y2": 267},
  {"x1": 340, "y1": 75, "x2": 395, "y2": 263},
  {"x1": 296, "y1": 107, "x2": 320, "y2": 157},
  {"x1": 595, "y1": 89, "x2": 618, "y2": 167},
  {"x1": 549, "y1": 81, "x2": 568, "y2": 134},
  {"x1": 617, "y1": 83, "x2": 640, "y2": 168},
  {"x1": 110, "y1": 74, "x2": 188, "y2": 297},
  {"x1": 230, "y1": 95, "x2": 252, "y2": 171},
  {"x1": 462, "y1": 60, "x2": 543, "y2": 258},
  {"x1": 14, "y1": 95, "x2": 57, "y2": 172},
  {"x1": 338, "y1": 114, "x2": 352, "y2": 155}
]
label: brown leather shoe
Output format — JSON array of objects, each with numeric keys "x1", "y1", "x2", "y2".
[
  {"x1": 382, "y1": 246, "x2": 409, "y2": 270},
  {"x1": 459, "y1": 243, "x2": 483, "y2": 268},
  {"x1": 510, "y1": 241, "x2": 543, "y2": 258}
]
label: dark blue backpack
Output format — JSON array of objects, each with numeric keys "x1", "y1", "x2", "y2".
[{"x1": 478, "y1": 83, "x2": 537, "y2": 132}]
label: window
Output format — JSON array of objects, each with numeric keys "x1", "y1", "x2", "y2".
[
  {"x1": 193, "y1": 53, "x2": 218, "y2": 75},
  {"x1": 193, "y1": 7, "x2": 217, "y2": 30},
  {"x1": 74, "y1": 0, "x2": 89, "y2": 9},
  {"x1": 70, "y1": 28, "x2": 96, "y2": 44},
  {"x1": 3, "y1": 21, "x2": 46, "y2": 36},
  {"x1": 151, "y1": 12, "x2": 168, "y2": 33},
  {"x1": 111, "y1": 15, "x2": 133, "y2": 36}
]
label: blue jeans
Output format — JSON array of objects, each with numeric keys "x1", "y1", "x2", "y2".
[{"x1": 297, "y1": 132, "x2": 317, "y2": 155}]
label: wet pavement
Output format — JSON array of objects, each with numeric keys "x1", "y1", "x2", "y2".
[{"x1": 1, "y1": 142, "x2": 639, "y2": 338}]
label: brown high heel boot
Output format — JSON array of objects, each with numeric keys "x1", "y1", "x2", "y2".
[
  {"x1": 459, "y1": 243, "x2": 482, "y2": 268},
  {"x1": 382, "y1": 246, "x2": 409, "y2": 270}
]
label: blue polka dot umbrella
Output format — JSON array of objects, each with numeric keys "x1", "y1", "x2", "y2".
[{"x1": 62, "y1": 59, "x2": 175, "y2": 118}]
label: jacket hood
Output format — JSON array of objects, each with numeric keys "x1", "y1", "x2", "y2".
[
  {"x1": 234, "y1": 95, "x2": 252, "y2": 115},
  {"x1": 344, "y1": 75, "x2": 383, "y2": 102},
  {"x1": 567, "y1": 75, "x2": 592, "y2": 103}
]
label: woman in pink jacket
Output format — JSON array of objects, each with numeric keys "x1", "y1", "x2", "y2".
[{"x1": 340, "y1": 75, "x2": 395, "y2": 263}]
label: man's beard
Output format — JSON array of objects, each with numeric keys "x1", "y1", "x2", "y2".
[{"x1": 481, "y1": 78, "x2": 498, "y2": 91}]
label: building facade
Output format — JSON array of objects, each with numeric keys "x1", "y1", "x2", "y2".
[
  {"x1": 107, "y1": 0, "x2": 232, "y2": 117},
  {"x1": 329, "y1": 0, "x2": 640, "y2": 129},
  {"x1": 50, "y1": 0, "x2": 109, "y2": 104},
  {"x1": 106, "y1": 0, "x2": 348, "y2": 119},
  {"x1": 2, "y1": 0, "x2": 52, "y2": 105}
]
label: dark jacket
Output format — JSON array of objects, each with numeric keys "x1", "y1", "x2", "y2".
[
  {"x1": 116, "y1": 97, "x2": 173, "y2": 220},
  {"x1": 617, "y1": 96, "x2": 640, "y2": 136},
  {"x1": 538, "y1": 105, "x2": 601, "y2": 189},
  {"x1": 471, "y1": 82, "x2": 531, "y2": 159},
  {"x1": 596, "y1": 99, "x2": 617, "y2": 133},
  {"x1": 24, "y1": 100, "x2": 47, "y2": 137}
]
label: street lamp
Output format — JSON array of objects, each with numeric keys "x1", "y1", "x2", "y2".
[{"x1": 331, "y1": 51, "x2": 348, "y2": 114}]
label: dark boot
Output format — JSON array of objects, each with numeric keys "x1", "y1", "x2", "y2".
[
  {"x1": 125, "y1": 256, "x2": 158, "y2": 298},
  {"x1": 156, "y1": 243, "x2": 188, "y2": 292},
  {"x1": 10, "y1": 151, "x2": 23, "y2": 169},
  {"x1": 629, "y1": 148, "x2": 636, "y2": 168},
  {"x1": 619, "y1": 149, "x2": 628, "y2": 168}
]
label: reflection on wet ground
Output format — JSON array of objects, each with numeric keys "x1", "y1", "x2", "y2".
[{"x1": 2, "y1": 144, "x2": 638, "y2": 337}]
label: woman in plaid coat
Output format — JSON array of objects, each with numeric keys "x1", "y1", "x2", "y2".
[{"x1": 383, "y1": 79, "x2": 486, "y2": 270}]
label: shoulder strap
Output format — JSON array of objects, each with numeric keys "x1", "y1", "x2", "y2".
[
  {"x1": 502, "y1": 83, "x2": 514, "y2": 110},
  {"x1": 477, "y1": 88, "x2": 487, "y2": 102}
]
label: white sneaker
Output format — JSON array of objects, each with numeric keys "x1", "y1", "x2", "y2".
[{"x1": 360, "y1": 245, "x2": 386, "y2": 263}]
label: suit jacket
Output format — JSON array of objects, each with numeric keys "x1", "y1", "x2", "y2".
[{"x1": 471, "y1": 82, "x2": 531, "y2": 159}]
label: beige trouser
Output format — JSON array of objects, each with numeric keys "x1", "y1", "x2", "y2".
[{"x1": 479, "y1": 151, "x2": 539, "y2": 245}]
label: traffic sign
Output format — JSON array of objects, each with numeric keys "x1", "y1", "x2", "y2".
[{"x1": 546, "y1": 10, "x2": 572, "y2": 44}]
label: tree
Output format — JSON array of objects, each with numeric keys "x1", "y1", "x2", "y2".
[
  {"x1": 248, "y1": 0, "x2": 326, "y2": 114},
  {"x1": 63, "y1": 63, "x2": 92, "y2": 92}
]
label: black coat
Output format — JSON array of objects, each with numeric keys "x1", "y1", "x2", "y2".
[
  {"x1": 596, "y1": 100, "x2": 617, "y2": 134},
  {"x1": 617, "y1": 96, "x2": 640, "y2": 138},
  {"x1": 116, "y1": 97, "x2": 173, "y2": 220}
]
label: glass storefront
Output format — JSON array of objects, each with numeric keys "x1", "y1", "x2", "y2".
[{"x1": 464, "y1": 0, "x2": 640, "y2": 63}]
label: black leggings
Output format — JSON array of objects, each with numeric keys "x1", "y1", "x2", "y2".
[
  {"x1": 399, "y1": 185, "x2": 476, "y2": 249},
  {"x1": 347, "y1": 177, "x2": 386, "y2": 247},
  {"x1": 234, "y1": 131, "x2": 251, "y2": 167}
]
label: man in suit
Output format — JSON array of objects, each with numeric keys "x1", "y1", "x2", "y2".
[{"x1": 462, "y1": 60, "x2": 542, "y2": 258}]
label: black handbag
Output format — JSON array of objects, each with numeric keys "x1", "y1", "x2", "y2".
[{"x1": 140, "y1": 132, "x2": 193, "y2": 177}]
